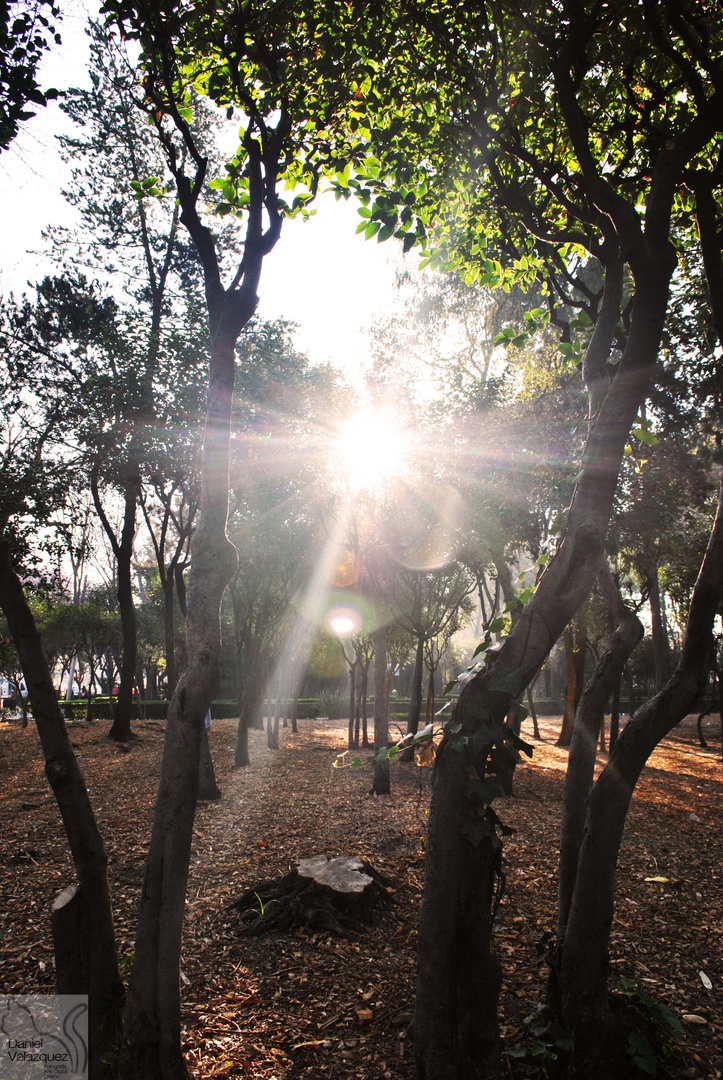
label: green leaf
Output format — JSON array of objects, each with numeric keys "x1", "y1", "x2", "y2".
[
  {"x1": 472, "y1": 637, "x2": 491, "y2": 658},
  {"x1": 461, "y1": 818, "x2": 493, "y2": 847},
  {"x1": 550, "y1": 1022, "x2": 574, "y2": 1051},
  {"x1": 627, "y1": 1033, "x2": 657, "y2": 1074},
  {"x1": 444, "y1": 680, "x2": 457, "y2": 694}
]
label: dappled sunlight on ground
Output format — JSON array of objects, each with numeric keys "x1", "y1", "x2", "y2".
[{"x1": 1, "y1": 711, "x2": 721, "y2": 1077}]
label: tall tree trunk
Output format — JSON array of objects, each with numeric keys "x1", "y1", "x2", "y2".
[
  {"x1": 425, "y1": 666, "x2": 436, "y2": 724},
  {"x1": 554, "y1": 559, "x2": 643, "y2": 969},
  {"x1": 0, "y1": 540, "x2": 123, "y2": 1078},
  {"x1": 623, "y1": 662, "x2": 636, "y2": 716},
  {"x1": 646, "y1": 564, "x2": 671, "y2": 692},
  {"x1": 372, "y1": 625, "x2": 390, "y2": 795},
  {"x1": 92, "y1": 467, "x2": 138, "y2": 742},
  {"x1": 558, "y1": 474, "x2": 723, "y2": 1062},
  {"x1": 525, "y1": 671, "x2": 541, "y2": 739},
  {"x1": 119, "y1": 324, "x2": 244, "y2": 1080},
  {"x1": 558, "y1": 625, "x2": 577, "y2": 747},
  {"x1": 361, "y1": 664, "x2": 370, "y2": 748},
  {"x1": 163, "y1": 576, "x2": 177, "y2": 694},
  {"x1": 403, "y1": 633, "x2": 425, "y2": 761},
  {"x1": 608, "y1": 673, "x2": 621, "y2": 752},
  {"x1": 348, "y1": 659, "x2": 357, "y2": 749},
  {"x1": 110, "y1": 477, "x2": 138, "y2": 740}
]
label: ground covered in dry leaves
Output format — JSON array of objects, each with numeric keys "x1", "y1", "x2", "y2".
[{"x1": 1, "y1": 711, "x2": 721, "y2": 1079}]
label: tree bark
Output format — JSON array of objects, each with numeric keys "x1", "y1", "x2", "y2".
[
  {"x1": 0, "y1": 540, "x2": 123, "y2": 1079},
  {"x1": 412, "y1": 733, "x2": 502, "y2": 1080}
]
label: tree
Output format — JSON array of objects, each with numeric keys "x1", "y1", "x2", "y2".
[
  {"x1": 341, "y1": 2, "x2": 723, "y2": 1075},
  {"x1": 93, "y1": 3, "x2": 395, "y2": 1075},
  {"x1": 0, "y1": 542, "x2": 123, "y2": 1078},
  {"x1": 228, "y1": 317, "x2": 337, "y2": 765},
  {"x1": 54, "y1": 21, "x2": 212, "y2": 741},
  {"x1": 392, "y1": 564, "x2": 475, "y2": 753},
  {"x1": 0, "y1": 0, "x2": 60, "y2": 149}
]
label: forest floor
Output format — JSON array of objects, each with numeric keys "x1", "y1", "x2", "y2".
[{"x1": 1, "y1": 710, "x2": 722, "y2": 1079}]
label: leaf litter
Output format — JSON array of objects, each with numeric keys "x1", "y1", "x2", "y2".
[{"x1": 0, "y1": 711, "x2": 721, "y2": 1077}]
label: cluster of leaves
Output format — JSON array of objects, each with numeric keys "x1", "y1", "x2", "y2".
[
  {"x1": 445, "y1": 694, "x2": 533, "y2": 847},
  {"x1": 618, "y1": 979, "x2": 685, "y2": 1076},
  {"x1": 0, "y1": 0, "x2": 61, "y2": 149},
  {"x1": 507, "y1": 1005, "x2": 574, "y2": 1069},
  {"x1": 332, "y1": 723, "x2": 434, "y2": 771}
]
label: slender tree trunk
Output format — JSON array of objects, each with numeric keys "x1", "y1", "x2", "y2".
[
  {"x1": 163, "y1": 576, "x2": 176, "y2": 694},
  {"x1": 403, "y1": 633, "x2": 425, "y2": 760},
  {"x1": 348, "y1": 660, "x2": 357, "y2": 750},
  {"x1": 361, "y1": 665, "x2": 370, "y2": 748},
  {"x1": 623, "y1": 662, "x2": 636, "y2": 716},
  {"x1": 372, "y1": 625, "x2": 390, "y2": 795},
  {"x1": 646, "y1": 565, "x2": 671, "y2": 691},
  {"x1": 109, "y1": 477, "x2": 138, "y2": 740},
  {"x1": 554, "y1": 559, "x2": 643, "y2": 969},
  {"x1": 526, "y1": 671, "x2": 541, "y2": 739},
  {"x1": 0, "y1": 540, "x2": 123, "y2": 1078},
  {"x1": 609, "y1": 674, "x2": 621, "y2": 752},
  {"x1": 558, "y1": 625, "x2": 577, "y2": 747},
  {"x1": 119, "y1": 319, "x2": 244, "y2": 1080}
]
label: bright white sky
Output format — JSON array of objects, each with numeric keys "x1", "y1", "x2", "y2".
[{"x1": 0, "y1": 0, "x2": 402, "y2": 381}]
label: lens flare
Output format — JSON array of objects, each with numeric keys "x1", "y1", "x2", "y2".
[{"x1": 325, "y1": 604, "x2": 363, "y2": 637}]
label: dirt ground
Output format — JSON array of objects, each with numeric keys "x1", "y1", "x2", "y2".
[{"x1": 1, "y1": 711, "x2": 721, "y2": 1078}]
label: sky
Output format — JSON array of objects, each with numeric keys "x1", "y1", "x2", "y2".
[{"x1": 0, "y1": 0, "x2": 402, "y2": 380}]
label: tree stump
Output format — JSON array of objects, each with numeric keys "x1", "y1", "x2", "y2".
[{"x1": 230, "y1": 856, "x2": 391, "y2": 937}]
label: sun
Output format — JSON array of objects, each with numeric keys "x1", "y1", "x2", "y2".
[{"x1": 334, "y1": 407, "x2": 410, "y2": 492}]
